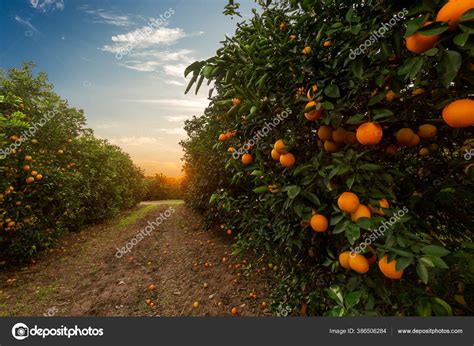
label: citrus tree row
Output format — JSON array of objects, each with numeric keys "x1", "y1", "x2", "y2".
[
  {"x1": 0, "y1": 64, "x2": 146, "y2": 261},
  {"x1": 182, "y1": 0, "x2": 474, "y2": 316}
]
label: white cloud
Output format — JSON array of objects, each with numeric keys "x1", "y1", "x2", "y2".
[
  {"x1": 163, "y1": 64, "x2": 188, "y2": 78},
  {"x1": 165, "y1": 80, "x2": 185, "y2": 87},
  {"x1": 125, "y1": 98, "x2": 209, "y2": 109},
  {"x1": 155, "y1": 128, "x2": 186, "y2": 135},
  {"x1": 83, "y1": 7, "x2": 133, "y2": 27},
  {"x1": 166, "y1": 115, "x2": 191, "y2": 122},
  {"x1": 30, "y1": 0, "x2": 64, "y2": 12},
  {"x1": 15, "y1": 15, "x2": 40, "y2": 34}
]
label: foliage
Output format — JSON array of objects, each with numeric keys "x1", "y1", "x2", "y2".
[
  {"x1": 143, "y1": 174, "x2": 183, "y2": 200},
  {"x1": 181, "y1": 0, "x2": 474, "y2": 316},
  {"x1": 0, "y1": 64, "x2": 146, "y2": 261}
]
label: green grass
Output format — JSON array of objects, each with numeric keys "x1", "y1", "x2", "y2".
[
  {"x1": 140, "y1": 200, "x2": 185, "y2": 205},
  {"x1": 117, "y1": 205, "x2": 159, "y2": 230}
]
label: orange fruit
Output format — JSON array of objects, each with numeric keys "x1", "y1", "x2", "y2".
[
  {"x1": 25, "y1": 155, "x2": 33, "y2": 161},
  {"x1": 348, "y1": 254, "x2": 370, "y2": 274},
  {"x1": 378, "y1": 255, "x2": 404, "y2": 279},
  {"x1": 26, "y1": 177, "x2": 35, "y2": 184},
  {"x1": 146, "y1": 299, "x2": 152, "y2": 305},
  {"x1": 317, "y1": 125, "x2": 332, "y2": 141},
  {"x1": 351, "y1": 204, "x2": 371, "y2": 221},
  {"x1": 417, "y1": 124, "x2": 437, "y2": 139},
  {"x1": 193, "y1": 301, "x2": 200, "y2": 308},
  {"x1": 442, "y1": 99, "x2": 474, "y2": 128},
  {"x1": 219, "y1": 134, "x2": 228, "y2": 141},
  {"x1": 203, "y1": 282, "x2": 209, "y2": 288},
  {"x1": 419, "y1": 148, "x2": 430, "y2": 156},
  {"x1": 228, "y1": 147, "x2": 236, "y2": 153},
  {"x1": 57, "y1": 149, "x2": 64, "y2": 155},
  {"x1": 31, "y1": 171, "x2": 38, "y2": 177},
  {"x1": 337, "y1": 192, "x2": 360, "y2": 213},
  {"x1": 310, "y1": 214, "x2": 328, "y2": 232},
  {"x1": 407, "y1": 134, "x2": 421, "y2": 147},
  {"x1": 232, "y1": 98, "x2": 241, "y2": 106},
  {"x1": 324, "y1": 140, "x2": 339, "y2": 153},
  {"x1": 35, "y1": 174, "x2": 43, "y2": 181},
  {"x1": 231, "y1": 307, "x2": 238, "y2": 315},
  {"x1": 280, "y1": 153, "x2": 296, "y2": 168},
  {"x1": 274, "y1": 139, "x2": 287, "y2": 153},
  {"x1": 23, "y1": 165, "x2": 30, "y2": 171},
  {"x1": 395, "y1": 128, "x2": 415, "y2": 146},
  {"x1": 436, "y1": 0, "x2": 474, "y2": 28},
  {"x1": 271, "y1": 149, "x2": 281, "y2": 161},
  {"x1": 386, "y1": 144, "x2": 398, "y2": 155},
  {"x1": 356, "y1": 122, "x2": 383, "y2": 145},
  {"x1": 371, "y1": 198, "x2": 389, "y2": 215},
  {"x1": 279, "y1": 22, "x2": 287, "y2": 31},
  {"x1": 303, "y1": 46, "x2": 312, "y2": 55},
  {"x1": 307, "y1": 85, "x2": 318, "y2": 100},
  {"x1": 290, "y1": 34, "x2": 297, "y2": 41},
  {"x1": 339, "y1": 251, "x2": 351, "y2": 269},
  {"x1": 304, "y1": 101, "x2": 323, "y2": 121},
  {"x1": 406, "y1": 21, "x2": 440, "y2": 53},
  {"x1": 332, "y1": 128, "x2": 347, "y2": 144},
  {"x1": 385, "y1": 90, "x2": 399, "y2": 102},
  {"x1": 227, "y1": 229, "x2": 232, "y2": 235},
  {"x1": 344, "y1": 131, "x2": 357, "y2": 145},
  {"x1": 31, "y1": 139, "x2": 38, "y2": 144},
  {"x1": 323, "y1": 40, "x2": 332, "y2": 47},
  {"x1": 149, "y1": 284, "x2": 156, "y2": 291},
  {"x1": 242, "y1": 154, "x2": 253, "y2": 165},
  {"x1": 412, "y1": 87, "x2": 426, "y2": 96}
]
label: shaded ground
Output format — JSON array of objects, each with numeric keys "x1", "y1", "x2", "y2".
[{"x1": 0, "y1": 202, "x2": 272, "y2": 316}]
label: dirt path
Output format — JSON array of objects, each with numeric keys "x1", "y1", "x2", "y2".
[{"x1": 0, "y1": 202, "x2": 271, "y2": 316}]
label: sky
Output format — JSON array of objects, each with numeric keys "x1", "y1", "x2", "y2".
[{"x1": 0, "y1": 0, "x2": 255, "y2": 177}]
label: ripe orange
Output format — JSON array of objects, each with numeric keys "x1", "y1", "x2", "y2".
[
  {"x1": 419, "y1": 148, "x2": 430, "y2": 156},
  {"x1": 344, "y1": 131, "x2": 357, "y2": 145},
  {"x1": 271, "y1": 149, "x2": 281, "y2": 161},
  {"x1": 219, "y1": 134, "x2": 228, "y2": 141},
  {"x1": 146, "y1": 299, "x2": 152, "y2": 305},
  {"x1": 31, "y1": 171, "x2": 38, "y2": 177},
  {"x1": 242, "y1": 154, "x2": 253, "y2": 165},
  {"x1": 337, "y1": 192, "x2": 360, "y2": 213},
  {"x1": 231, "y1": 307, "x2": 238, "y2": 315},
  {"x1": 35, "y1": 174, "x2": 43, "y2": 181},
  {"x1": 303, "y1": 46, "x2": 312, "y2": 55},
  {"x1": 351, "y1": 204, "x2": 371, "y2": 221},
  {"x1": 149, "y1": 284, "x2": 156, "y2": 291},
  {"x1": 378, "y1": 255, "x2": 404, "y2": 279},
  {"x1": 324, "y1": 140, "x2": 339, "y2": 153},
  {"x1": 348, "y1": 253, "x2": 370, "y2": 274},
  {"x1": 23, "y1": 165, "x2": 30, "y2": 171},
  {"x1": 280, "y1": 153, "x2": 296, "y2": 168},
  {"x1": 304, "y1": 101, "x2": 323, "y2": 121},
  {"x1": 371, "y1": 198, "x2": 389, "y2": 215},
  {"x1": 290, "y1": 35, "x2": 297, "y2": 41},
  {"x1": 323, "y1": 40, "x2": 332, "y2": 47},
  {"x1": 310, "y1": 214, "x2": 328, "y2": 232},
  {"x1": 279, "y1": 22, "x2": 287, "y2": 31},
  {"x1": 25, "y1": 155, "x2": 33, "y2": 161},
  {"x1": 436, "y1": 0, "x2": 474, "y2": 28},
  {"x1": 332, "y1": 128, "x2": 347, "y2": 144},
  {"x1": 203, "y1": 282, "x2": 209, "y2": 288},
  {"x1": 406, "y1": 22, "x2": 440, "y2": 53},
  {"x1": 274, "y1": 139, "x2": 287, "y2": 153},
  {"x1": 385, "y1": 90, "x2": 399, "y2": 102},
  {"x1": 31, "y1": 139, "x2": 38, "y2": 144},
  {"x1": 228, "y1": 147, "x2": 236, "y2": 153},
  {"x1": 193, "y1": 301, "x2": 200, "y2": 308},
  {"x1": 356, "y1": 122, "x2": 383, "y2": 145},
  {"x1": 417, "y1": 124, "x2": 437, "y2": 139},
  {"x1": 317, "y1": 126, "x2": 332, "y2": 141},
  {"x1": 407, "y1": 134, "x2": 421, "y2": 147},
  {"x1": 395, "y1": 128, "x2": 415, "y2": 146},
  {"x1": 227, "y1": 229, "x2": 232, "y2": 235},
  {"x1": 232, "y1": 98, "x2": 241, "y2": 106},
  {"x1": 412, "y1": 87, "x2": 426, "y2": 96},
  {"x1": 57, "y1": 149, "x2": 64, "y2": 155},
  {"x1": 26, "y1": 177, "x2": 35, "y2": 184},
  {"x1": 442, "y1": 99, "x2": 474, "y2": 128},
  {"x1": 339, "y1": 251, "x2": 351, "y2": 269}
]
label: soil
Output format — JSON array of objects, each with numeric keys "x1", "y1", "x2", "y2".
[{"x1": 0, "y1": 202, "x2": 272, "y2": 316}]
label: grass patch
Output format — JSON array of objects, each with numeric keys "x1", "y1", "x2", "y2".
[{"x1": 117, "y1": 205, "x2": 159, "y2": 230}]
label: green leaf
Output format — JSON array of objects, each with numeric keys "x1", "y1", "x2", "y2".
[
  {"x1": 286, "y1": 185, "x2": 301, "y2": 199},
  {"x1": 333, "y1": 220, "x2": 349, "y2": 234},
  {"x1": 432, "y1": 297, "x2": 453, "y2": 316},
  {"x1": 460, "y1": 8, "x2": 474, "y2": 21},
  {"x1": 253, "y1": 185, "x2": 268, "y2": 194},
  {"x1": 330, "y1": 214, "x2": 345, "y2": 226},
  {"x1": 437, "y1": 50, "x2": 462, "y2": 88},
  {"x1": 345, "y1": 291, "x2": 361, "y2": 310},
  {"x1": 454, "y1": 32, "x2": 469, "y2": 47},
  {"x1": 416, "y1": 262, "x2": 429, "y2": 284},
  {"x1": 322, "y1": 101, "x2": 334, "y2": 110},
  {"x1": 396, "y1": 256, "x2": 413, "y2": 271},
  {"x1": 293, "y1": 164, "x2": 312, "y2": 176},
  {"x1": 327, "y1": 285, "x2": 344, "y2": 306},
  {"x1": 346, "y1": 113, "x2": 366, "y2": 125},
  {"x1": 421, "y1": 245, "x2": 450, "y2": 257},
  {"x1": 345, "y1": 224, "x2": 360, "y2": 245},
  {"x1": 324, "y1": 84, "x2": 340, "y2": 98},
  {"x1": 358, "y1": 164, "x2": 381, "y2": 171},
  {"x1": 301, "y1": 191, "x2": 320, "y2": 205}
]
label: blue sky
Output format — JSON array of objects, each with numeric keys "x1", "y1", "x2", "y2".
[{"x1": 0, "y1": 0, "x2": 254, "y2": 177}]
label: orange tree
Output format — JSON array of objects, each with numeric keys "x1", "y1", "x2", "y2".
[
  {"x1": 182, "y1": 0, "x2": 474, "y2": 315},
  {"x1": 0, "y1": 64, "x2": 146, "y2": 261}
]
